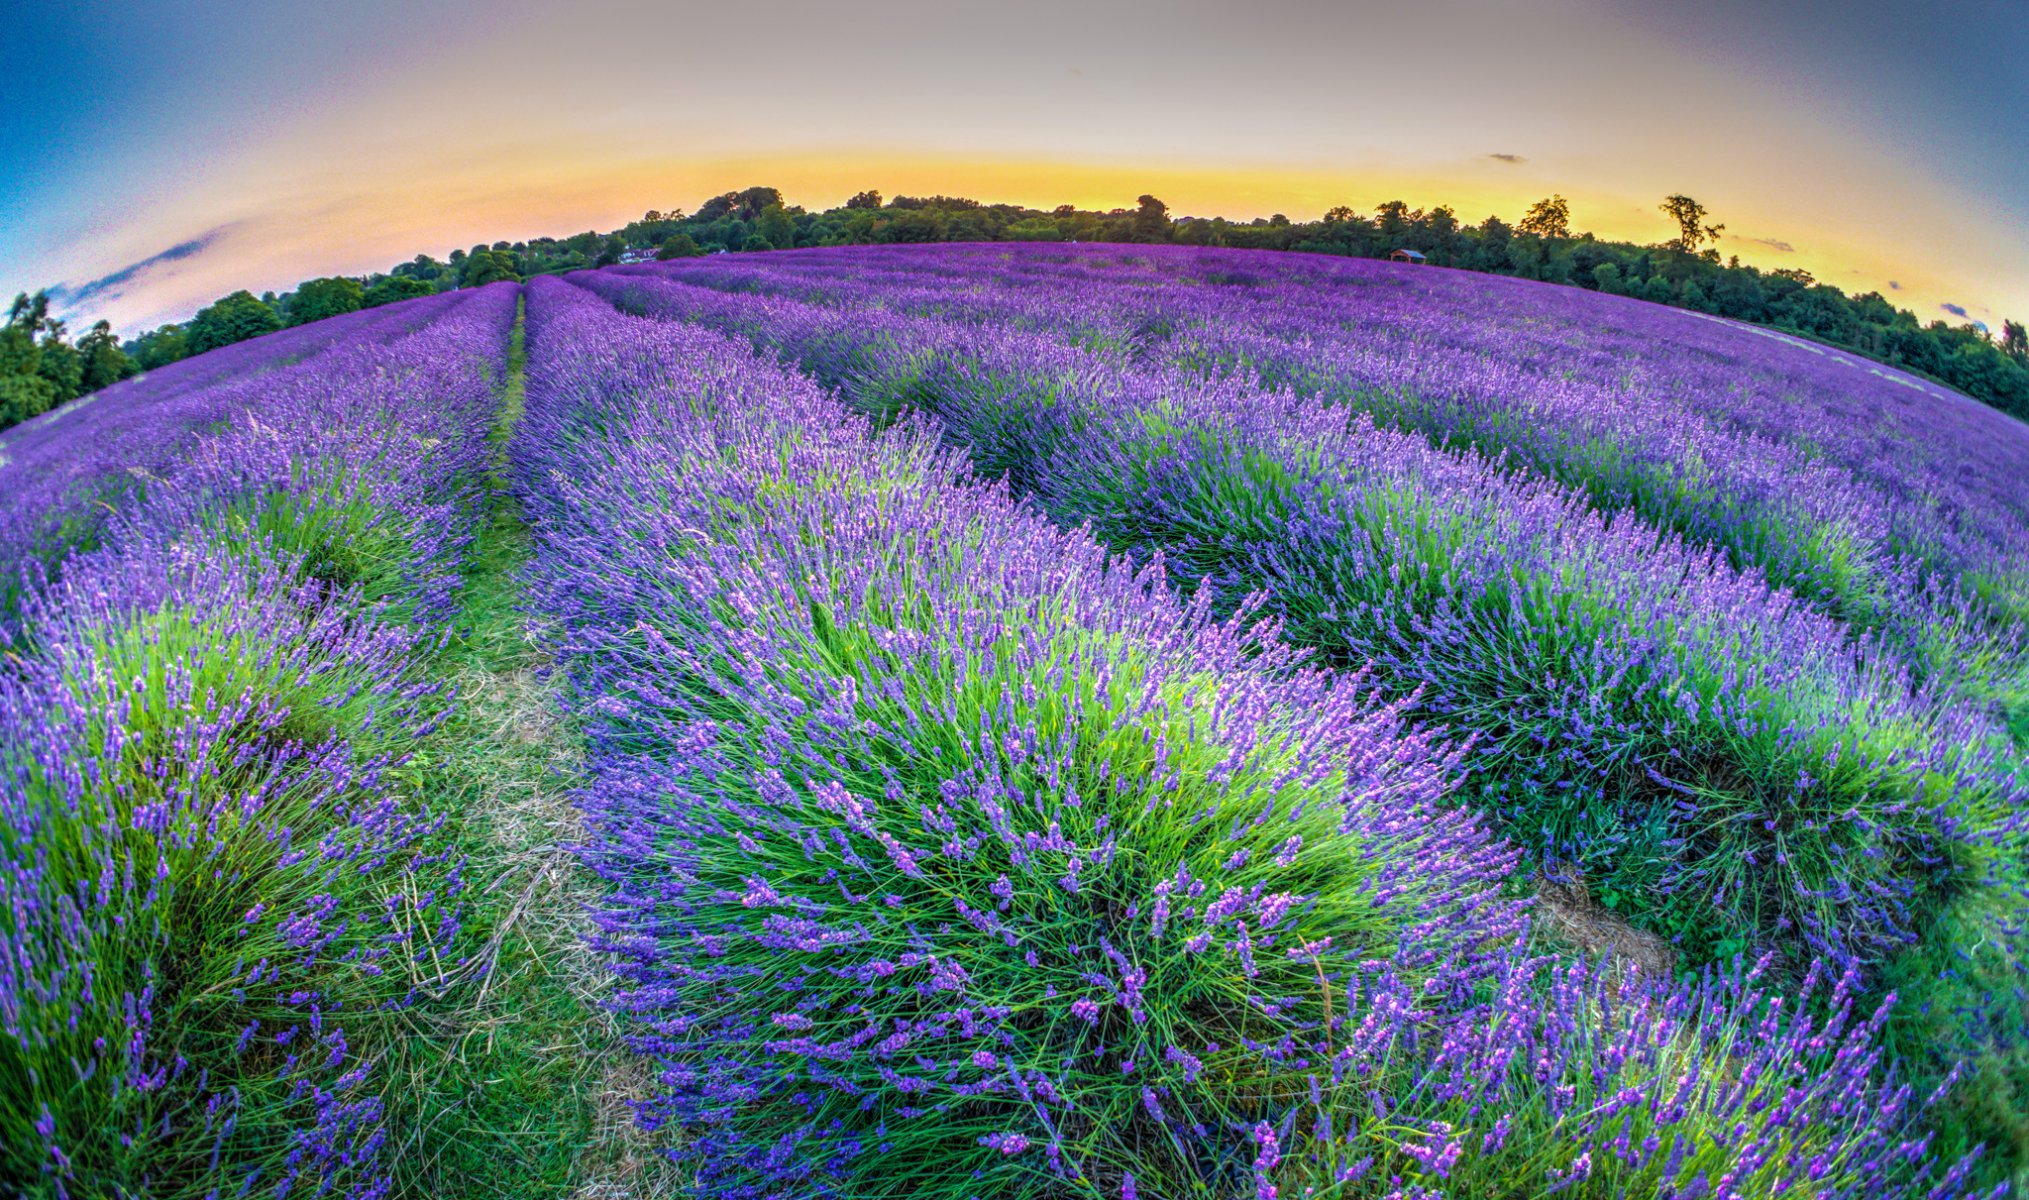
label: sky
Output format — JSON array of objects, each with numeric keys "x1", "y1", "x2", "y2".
[{"x1": 2, "y1": 0, "x2": 2023, "y2": 333}]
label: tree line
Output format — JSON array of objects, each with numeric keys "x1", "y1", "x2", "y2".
[{"x1": 6, "y1": 186, "x2": 2026, "y2": 437}]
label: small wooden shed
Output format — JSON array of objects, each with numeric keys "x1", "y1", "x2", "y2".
[{"x1": 1388, "y1": 248, "x2": 1428, "y2": 264}]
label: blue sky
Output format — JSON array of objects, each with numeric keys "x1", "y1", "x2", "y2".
[{"x1": 3, "y1": 0, "x2": 2023, "y2": 332}]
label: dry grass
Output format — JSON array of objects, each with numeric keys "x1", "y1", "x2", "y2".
[
  {"x1": 379, "y1": 303, "x2": 678, "y2": 1197},
  {"x1": 466, "y1": 655, "x2": 676, "y2": 1199},
  {"x1": 1532, "y1": 872, "x2": 1677, "y2": 977}
]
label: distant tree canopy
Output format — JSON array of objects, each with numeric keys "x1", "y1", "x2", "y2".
[
  {"x1": 1660, "y1": 194, "x2": 1725, "y2": 255},
  {"x1": 127, "y1": 324, "x2": 188, "y2": 371},
  {"x1": 364, "y1": 275, "x2": 436, "y2": 307},
  {"x1": 656, "y1": 233, "x2": 704, "y2": 260},
  {"x1": 1132, "y1": 194, "x2": 1173, "y2": 243},
  {"x1": 1517, "y1": 194, "x2": 1572, "y2": 241},
  {"x1": 14, "y1": 184, "x2": 2023, "y2": 439},
  {"x1": 288, "y1": 276, "x2": 364, "y2": 326},
  {"x1": 185, "y1": 290, "x2": 282, "y2": 355},
  {"x1": 77, "y1": 321, "x2": 131, "y2": 393},
  {"x1": 0, "y1": 290, "x2": 136, "y2": 430},
  {"x1": 461, "y1": 249, "x2": 520, "y2": 286}
]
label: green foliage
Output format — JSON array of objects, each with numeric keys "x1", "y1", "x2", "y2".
[
  {"x1": 756, "y1": 201, "x2": 796, "y2": 250},
  {"x1": 462, "y1": 248, "x2": 521, "y2": 286},
  {"x1": 186, "y1": 289, "x2": 282, "y2": 355},
  {"x1": 77, "y1": 320, "x2": 136, "y2": 391},
  {"x1": 0, "y1": 290, "x2": 81, "y2": 428},
  {"x1": 1132, "y1": 193, "x2": 1173, "y2": 242},
  {"x1": 1518, "y1": 193, "x2": 1572, "y2": 240},
  {"x1": 35, "y1": 332, "x2": 82, "y2": 401},
  {"x1": 128, "y1": 323, "x2": 189, "y2": 370},
  {"x1": 2003, "y1": 320, "x2": 2027, "y2": 362},
  {"x1": 289, "y1": 275, "x2": 365, "y2": 325},
  {"x1": 363, "y1": 274, "x2": 437, "y2": 307},
  {"x1": 1660, "y1": 193, "x2": 1724, "y2": 254},
  {"x1": 0, "y1": 325, "x2": 56, "y2": 425},
  {"x1": 654, "y1": 232, "x2": 704, "y2": 260},
  {"x1": 1005, "y1": 216, "x2": 1066, "y2": 241}
]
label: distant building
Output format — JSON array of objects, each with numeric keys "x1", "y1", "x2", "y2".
[
  {"x1": 1388, "y1": 248, "x2": 1428, "y2": 264},
  {"x1": 616, "y1": 248, "x2": 657, "y2": 265}
]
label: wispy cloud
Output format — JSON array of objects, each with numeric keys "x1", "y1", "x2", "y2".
[
  {"x1": 1739, "y1": 236, "x2": 1796, "y2": 253},
  {"x1": 1486, "y1": 152, "x2": 1525, "y2": 164},
  {"x1": 1940, "y1": 302, "x2": 1969, "y2": 317},
  {"x1": 46, "y1": 225, "x2": 239, "y2": 315}
]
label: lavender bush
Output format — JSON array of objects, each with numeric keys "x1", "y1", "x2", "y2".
[
  {"x1": 0, "y1": 283, "x2": 513, "y2": 1197},
  {"x1": 618, "y1": 245, "x2": 2029, "y2": 740},
  {"x1": 0, "y1": 287, "x2": 472, "y2": 605},
  {"x1": 576, "y1": 268, "x2": 2023, "y2": 969},
  {"x1": 516, "y1": 276, "x2": 1996, "y2": 1198}
]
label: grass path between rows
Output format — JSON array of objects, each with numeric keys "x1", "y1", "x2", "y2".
[{"x1": 383, "y1": 301, "x2": 670, "y2": 1197}]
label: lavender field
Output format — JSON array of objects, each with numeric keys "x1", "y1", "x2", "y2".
[{"x1": 3, "y1": 246, "x2": 2025, "y2": 1198}]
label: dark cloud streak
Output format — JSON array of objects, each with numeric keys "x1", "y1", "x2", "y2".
[
  {"x1": 1486, "y1": 152, "x2": 1526, "y2": 163},
  {"x1": 46, "y1": 224, "x2": 237, "y2": 313}
]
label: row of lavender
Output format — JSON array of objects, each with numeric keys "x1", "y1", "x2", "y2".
[
  {"x1": 516, "y1": 274, "x2": 1999, "y2": 1196},
  {"x1": 616, "y1": 245, "x2": 2029, "y2": 734},
  {"x1": 574, "y1": 257, "x2": 2029, "y2": 1181},
  {"x1": 0, "y1": 287, "x2": 472, "y2": 605},
  {"x1": 573, "y1": 266, "x2": 2024, "y2": 966},
  {"x1": 0, "y1": 283, "x2": 515, "y2": 1197}
]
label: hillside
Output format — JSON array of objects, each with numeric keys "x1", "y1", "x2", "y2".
[
  {"x1": 1, "y1": 244, "x2": 2023, "y2": 1198},
  {"x1": 11, "y1": 186, "x2": 2029, "y2": 441}
]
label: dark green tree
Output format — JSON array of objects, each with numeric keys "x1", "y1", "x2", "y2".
[
  {"x1": 697, "y1": 187, "x2": 785, "y2": 223},
  {"x1": 36, "y1": 326, "x2": 83, "y2": 402},
  {"x1": 1132, "y1": 194, "x2": 1172, "y2": 242},
  {"x1": 2002, "y1": 320, "x2": 2028, "y2": 363},
  {"x1": 0, "y1": 322, "x2": 55, "y2": 427},
  {"x1": 844, "y1": 190, "x2": 883, "y2": 210},
  {"x1": 756, "y1": 202, "x2": 797, "y2": 250},
  {"x1": 1659, "y1": 194, "x2": 1724, "y2": 254},
  {"x1": 185, "y1": 290, "x2": 282, "y2": 354},
  {"x1": 363, "y1": 276, "x2": 437, "y2": 307},
  {"x1": 128, "y1": 324, "x2": 189, "y2": 370},
  {"x1": 77, "y1": 320, "x2": 136, "y2": 392},
  {"x1": 1517, "y1": 194, "x2": 1571, "y2": 240},
  {"x1": 288, "y1": 276, "x2": 365, "y2": 326},
  {"x1": 656, "y1": 233, "x2": 705, "y2": 260},
  {"x1": 462, "y1": 249, "x2": 520, "y2": 285}
]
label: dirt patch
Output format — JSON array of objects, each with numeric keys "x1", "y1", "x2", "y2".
[{"x1": 1532, "y1": 873, "x2": 1677, "y2": 977}]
